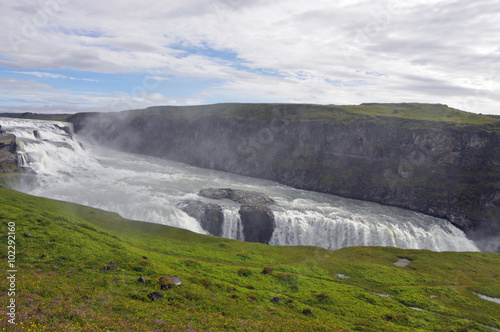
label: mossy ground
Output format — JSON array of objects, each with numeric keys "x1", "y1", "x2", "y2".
[
  {"x1": 139, "y1": 103, "x2": 500, "y2": 130},
  {"x1": 0, "y1": 186, "x2": 499, "y2": 331}
]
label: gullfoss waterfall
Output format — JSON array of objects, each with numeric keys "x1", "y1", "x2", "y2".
[{"x1": 2, "y1": 118, "x2": 479, "y2": 251}]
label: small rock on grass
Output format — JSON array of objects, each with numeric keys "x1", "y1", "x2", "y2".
[{"x1": 147, "y1": 292, "x2": 163, "y2": 301}]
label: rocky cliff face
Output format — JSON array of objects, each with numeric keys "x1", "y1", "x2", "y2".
[
  {"x1": 0, "y1": 133, "x2": 22, "y2": 174},
  {"x1": 68, "y1": 103, "x2": 500, "y2": 251}
]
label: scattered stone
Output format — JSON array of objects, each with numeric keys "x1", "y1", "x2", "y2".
[
  {"x1": 335, "y1": 274, "x2": 350, "y2": 279},
  {"x1": 394, "y1": 258, "x2": 411, "y2": 267},
  {"x1": 302, "y1": 308, "x2": 313, "y2": 315},
  {"x1": 23, "y1": 233, "x2": 34, "y2": 237},
  {"x1": 33, "y1": 130, "x2": 40, "y2": 139},
  {"x1": 160, "y1": 276, "x2": 183, "y2": 289},
  {"x1": 147, "y1": 292, "x2": 163, "y2": 301},
  {"x1": 100, "y1": 264, "x2": 117, "y2": 271},
  {"x1": 138, "y1": 276, "x2": 146, "y2": 283}
]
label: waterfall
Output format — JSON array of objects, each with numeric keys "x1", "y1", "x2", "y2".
[
  {"x1": 222, "y1": 208, "x2": 245, "y2": 241},
  {"x1": 269, "y1": 207, "x2": 479, "y2": 251},
  {"x1": 0, "y1": 117, "x2": 480, "y2": 252}
]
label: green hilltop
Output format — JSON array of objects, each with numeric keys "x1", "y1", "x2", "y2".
[
  {"x1": 1, "y1": 186, "x2": 499, "y2": 331},
  {"x1": 137, "y1": 102, "x2": 500, "y2": 129}
]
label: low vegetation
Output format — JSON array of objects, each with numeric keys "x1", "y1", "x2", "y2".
[
  {"x1": 138, "y1": 102, "x2": 500, "y2": 130},
  {"x1": 0, "y1": 185, "x2": 499, "y2": 331}
]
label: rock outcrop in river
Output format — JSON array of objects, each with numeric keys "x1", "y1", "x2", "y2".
[
  {"x1": 0, "y1": 133, "x2": 22, "y2": 174},
  {"x1": 179, "y1": 188, "x2": 276, "y2": 244},
  {"x1": 67, "y1": 103, "x2": 500, "y2": 251}
]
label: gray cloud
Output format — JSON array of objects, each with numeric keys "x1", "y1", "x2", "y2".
[{"x1": 0, "y1": 0, "x2": 498, "y2": 114}]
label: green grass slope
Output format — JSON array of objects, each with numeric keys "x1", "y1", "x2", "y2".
[
  {"x1": 1, "y1": 187, "x2": 499, "y2": 331},
  {"x1": 139, "y1": 103, "x2": 500, "y2": 130}
]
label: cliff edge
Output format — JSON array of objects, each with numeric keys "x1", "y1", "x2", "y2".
[{"x1": 68, "y1": 103, "x2": 500, "y2": 251}]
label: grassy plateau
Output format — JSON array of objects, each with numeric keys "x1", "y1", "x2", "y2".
[{"x1": 0, "y1": 182, "x2": 499, "y2": 331}]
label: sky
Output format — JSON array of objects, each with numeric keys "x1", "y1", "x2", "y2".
[{"x1": 0, "y1": 0, "x2": 499, "y2": 115}]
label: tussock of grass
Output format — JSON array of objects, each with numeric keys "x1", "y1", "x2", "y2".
[{"x1": 0, "y1": 187, "x2": 499, "y2": 331}]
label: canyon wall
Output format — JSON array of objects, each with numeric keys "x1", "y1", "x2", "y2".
[{"x1": 67, "y1": 103, "x2": 500, "y2": 251}]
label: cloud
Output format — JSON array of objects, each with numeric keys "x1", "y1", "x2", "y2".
[
  {"x1": 0, "y1": 0, "x2": 499, "y2": 114},
  {"x1": 6, "y1": 71, "x2": 98, "y2": 82},
  {"x1": 0, "y1": 77, "x2": 202, "y2": 113}
]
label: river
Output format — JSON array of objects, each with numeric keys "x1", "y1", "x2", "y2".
[{"x1": 1, "y1": 117, "x2": 479, "y2": 251}]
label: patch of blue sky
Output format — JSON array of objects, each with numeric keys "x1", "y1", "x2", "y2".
[
  {"x1": 60, "y1": 28, "x2": 105, "y2": 38},
  {"x1": 169, "y1": 42, "x2": 284, "y2": 79},
  {"x1": 1, "y1": 66, "x2": 101, "y2": 88},
  {"x1": 326, "y1": 78, "x2": 371, "y2": 87},
  {"x1": 203, "y1": 92, "x2": 284, "y2": 105},
  {"x1": 169, "y1": 41, "x2": 241, "y2": 62},
  {"x1": 238, "y1": 66, "x2": 285, "y2": 78},
  {"x1": 0, "y1": 66, "x2": 226, "y2": 102},
  {"x1": 0, "y1": 98, "x2": 32, "y2": 107},
  {"x1": 365, "y1": 71, "x2": 386, "y2": 77},
  {"x1": 0, "y1": 55, "x2": 16, "y2": 62}
]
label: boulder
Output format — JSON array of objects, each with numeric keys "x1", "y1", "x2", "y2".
[
  {"x1": 100, "y1": 263, "x2": 117, "y2": 271},
  {"x1": 147, "y1": 292, "x2": 163, "y2": 301},
  {"x1": 198, "y1": 188, "x2": 274, "y2": 205},
  {"x1": 239, "y1": 204, "x2": 275, "y2": 244},
  {"x1": 160, "y1": 276, "x2": 183, "y2": 290},
  {"x1": 178, "y1": 200, "x2": 224, "y2": 236},
  {"x1": 302, "y1": 308, "x2": 313, "y2": 315}
]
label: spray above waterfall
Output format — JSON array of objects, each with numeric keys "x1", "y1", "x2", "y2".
[{"x1": 1, "y1": 117, "x2": 480, "y2": 252}]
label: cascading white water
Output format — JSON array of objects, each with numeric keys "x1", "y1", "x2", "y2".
[
  {"x1": 222, "y1": 208, "x2": 245, "y2": 241},
  {"x1": 269, "y1": 205, "x2": 476, "y2": 251},
  {"x1": 1, "y1": 117, "x2": 480, "y2": 252}
]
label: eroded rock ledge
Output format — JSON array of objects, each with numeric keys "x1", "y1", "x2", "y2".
[
  {"x1": 179, "y1": 188, "x2": 275, "y2": 244},
  {"x1": 0, "y1": 133, "x2": 23, "y2": 174},
  {"x1": 198, "y1": 188, "x2": 274, "y2": 204}
]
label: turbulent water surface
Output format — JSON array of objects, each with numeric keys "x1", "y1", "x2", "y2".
[{"x1": 2, "y1": 118, "x2": 479, "y2": 251}]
